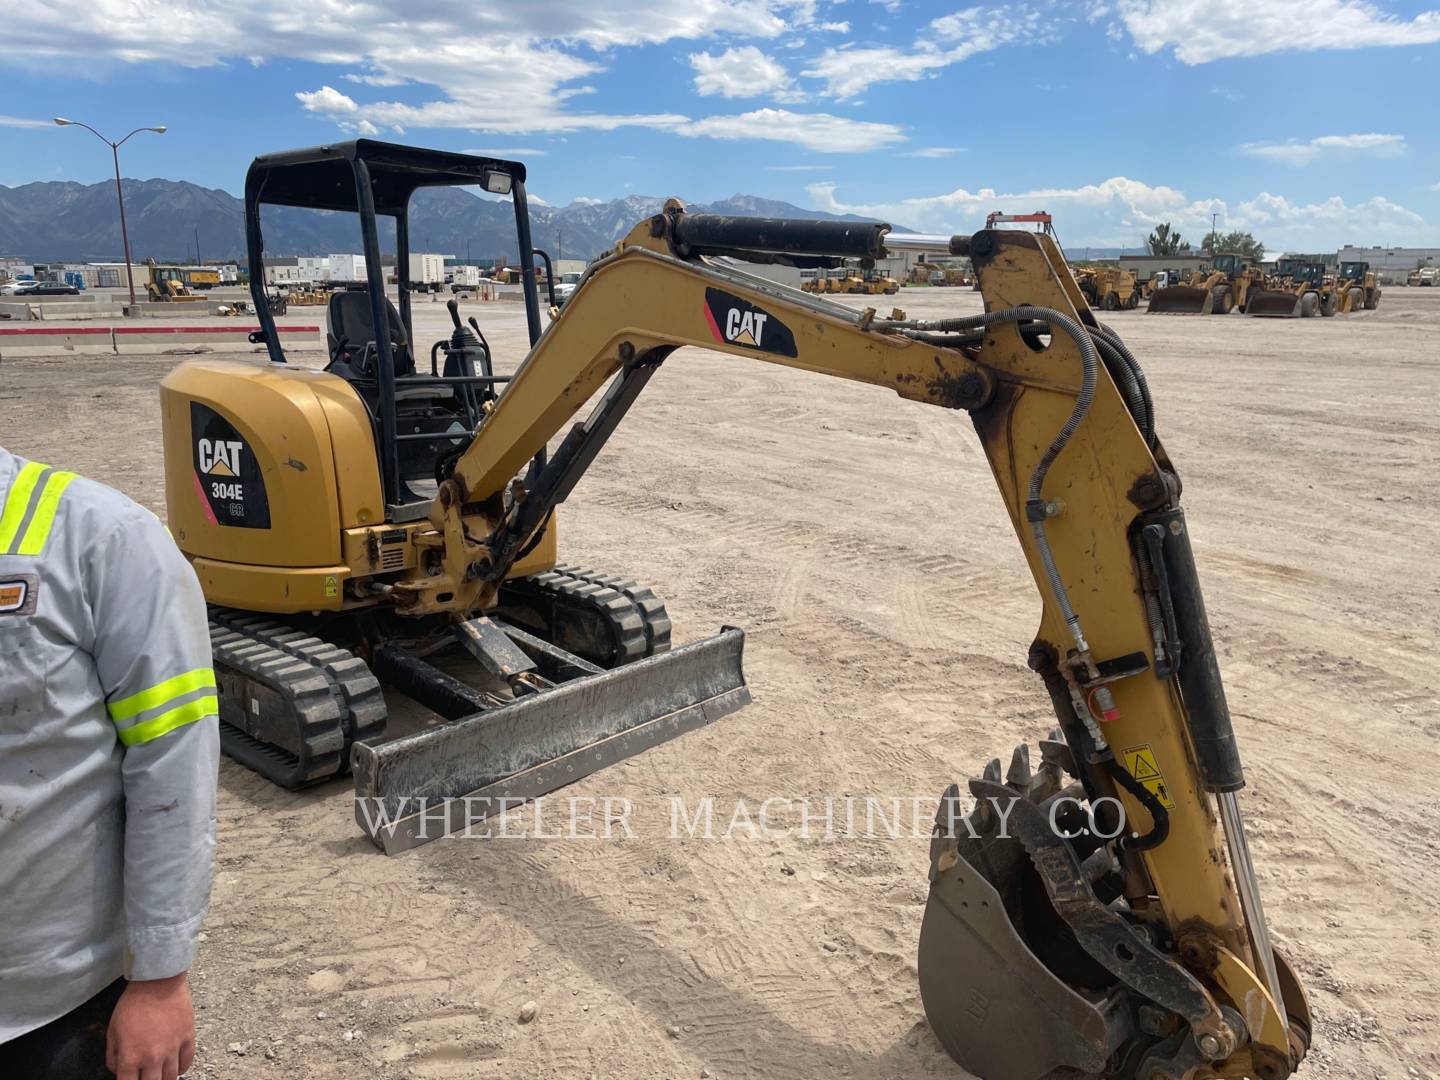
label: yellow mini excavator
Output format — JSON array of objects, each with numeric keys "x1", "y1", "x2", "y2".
[{"x1": 160, "y1": 141, "x2": 1311, "y2": 1080}]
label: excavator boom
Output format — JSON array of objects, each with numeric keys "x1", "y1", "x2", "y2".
[{"x1": 363, "y1": 203, "x2": 1310, "y2": 1079}]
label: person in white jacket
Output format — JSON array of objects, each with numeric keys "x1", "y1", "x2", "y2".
[{"x1": 0, "y1": 446, "x2": 219, "y2": 1080}]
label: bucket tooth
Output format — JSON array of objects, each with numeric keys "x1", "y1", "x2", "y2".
[
  {"x1": 982, "y1": 757, "x2": 1003, "y2": 783},
  {"x1": 1039, "y1": 733, "x2": 1078, "y2": 778},
  {"x1": 1006, "y1": 743, "x2": 1033, "y2": 787}
]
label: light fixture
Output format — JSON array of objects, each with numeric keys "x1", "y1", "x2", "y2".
[{"x1": 482, "y1": 168, "x2": 513, "y2": 196}]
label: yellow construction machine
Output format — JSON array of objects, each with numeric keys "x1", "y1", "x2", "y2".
[
  {"x1": 160, "y1": 141, "x2": 1310, "y2": 1080},
  {"x1": 1331, "y1": 259, "x2": 1382, "y2": 313},
  {"x1": 1074, "y1": 266, "x2": 1139, "y2": 310},
  {"x1": 145, "y1": 258, "x2": 208, "y2": 303},
  {"x1": 1245, "y1": 259, "x2": 1328, "y2": 318},
  {"x1": 1148, "y1": 254, "x2": 1264, "y2": 315}
]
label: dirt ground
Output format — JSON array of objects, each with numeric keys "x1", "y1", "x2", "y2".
[{"x1": 3, "y1": 284, "x2": 1438, "y2": 1080}]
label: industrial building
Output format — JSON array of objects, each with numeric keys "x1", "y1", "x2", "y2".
[{"x1": 1336, "y1": 245, "x2": 1439, "y2": 278}]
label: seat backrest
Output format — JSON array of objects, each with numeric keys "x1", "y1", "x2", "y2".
[{"x1": 326, "y1": 291, "x2": 414, "y2": 376}]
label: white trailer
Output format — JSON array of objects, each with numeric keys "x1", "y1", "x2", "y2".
[
  {"x1": 408, "y1": 252, "x2": 446, "y2": 287},
  {"x1": 329, "y1": 253, "x2": 367, "y2": 284}
]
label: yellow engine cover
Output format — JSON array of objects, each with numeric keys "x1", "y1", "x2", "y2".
[
  {"x1": 160, "y1": 359, "x2": 384, "y2": 612},
  {"x1": 160, "y1": 359, "x2": 558, "y2": 614}
]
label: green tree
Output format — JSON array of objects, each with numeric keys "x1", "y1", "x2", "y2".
[
  {"x1": 1146, "y1": 223, "x2": 1191, "y2": 256},
  {"x1": 1202, "y1": 230, "x2": 1265, "y2": 262}
]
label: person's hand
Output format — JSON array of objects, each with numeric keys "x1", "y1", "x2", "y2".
[{"x1": 106, "y1": 973, "x2": 197, "y2": 1080}]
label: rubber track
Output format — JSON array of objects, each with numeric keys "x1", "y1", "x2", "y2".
[
  {"x1": 552, "y1": 564, "x2": 672, "y2": 656},
  {"x1": 498, "y1": 569, "x2": 652, "y2": 666},
  {"x1": 209, "y1": 622, "x2": 347, "y2": 788},
  {"x1": 209, "y1": 609, "x2": 386, "y2": 742}
]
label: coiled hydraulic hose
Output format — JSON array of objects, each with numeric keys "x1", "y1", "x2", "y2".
[{"x1": 1092, "y1": 322, "x2": 1155, "y2": 448}]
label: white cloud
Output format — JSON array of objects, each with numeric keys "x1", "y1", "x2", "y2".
[
  {"x1": 816, "y1": 20, "x2": 850, "y2": 31},
  {"x1": 802, "y1": 7, "x2": 1048, "y2": 98},
  {"x1": 296, "y1": 85, "x2": 358, "y2": 114},
  {"x1": 1432, "y1": 181, "x2": 1440, "y2": 192},
  {"x1": 1114, "y1": 0, "x2": 1440, "y2": 63},
  {"x1": 6, "y1": 1, "x2": 847, "y2": 148},
  {"x1": 683, "y1": 108, "x2": 904, "y2": 152},
  {"x1": 904, "y1": 146, "x2": 965, "y2": 158},
  {"x1": 690, "y1": 46, "x2": 802, "y2": 102},
  {"x1": 0, "y1": 114, "x2": 51, "y2": 129},
  {"x1": 806, "y1": 174, "x2": 1426, "y2": 248},
  {"x1": 1238, "y1": 132, "x2": 1405, "y2": 166}
]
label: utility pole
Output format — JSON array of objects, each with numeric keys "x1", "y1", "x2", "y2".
[
  {"x1": 194, "y1": 225, "x2": 201, "y2": 266},
  {"x1": 55, "y1": 118, "x2": 166, "y2": 310},
  {"x1": 1210, "y1": 211, "x2": 1218, "y2": 253}
]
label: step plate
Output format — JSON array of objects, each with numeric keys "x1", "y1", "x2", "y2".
[{"x1": 353, "y1": 628, "x2": 749, "y2": 854}]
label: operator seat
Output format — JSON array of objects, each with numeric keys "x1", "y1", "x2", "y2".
[
  {"x1": 325, "y1": 290, "x2": 415, "y2": 378},
  {"x1": 323, "y1": 290, "x2": 473, "y2": 487}
]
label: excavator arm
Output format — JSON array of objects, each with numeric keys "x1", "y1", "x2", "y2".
[{"x1": 381, "y1": 207, "x2": 1309, "y2": 1079}]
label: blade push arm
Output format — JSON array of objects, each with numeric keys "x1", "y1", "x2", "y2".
[{"x1": 395, "y1": 208, "x2": 1307, "y2": 1078}]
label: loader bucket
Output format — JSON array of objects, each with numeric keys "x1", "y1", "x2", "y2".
[
  {"x1": 1245, "y1": 290, "x2": 1305, "y2": 318},
  {"x1": 1147, "y1": 285, "x2": 1214, "y2": 315},
  {"x1": 353, "y1": 628, "x2": 749, "y2": 853}
]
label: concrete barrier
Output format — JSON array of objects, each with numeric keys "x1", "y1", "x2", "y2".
[
  {"x1": 0, "y1": 326, "x2": 116, "y2": 356},
  {"x1": 0, "y1": 324, "x2": 321, "y2": 359}
]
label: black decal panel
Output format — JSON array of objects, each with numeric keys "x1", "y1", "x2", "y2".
[
  {"x1": 191, "y1": 402, "x2": 271, "y2": 529},
  {"x1": 703, "y1": 288, "x2": 798, "y2": 358}
]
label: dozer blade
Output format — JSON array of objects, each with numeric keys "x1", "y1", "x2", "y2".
[
  {"x1": 1147, "y1": 285, "x2": 1214, "y2": 315},
  {"x1": 1246, "y1": 290, "x2": 1305, "y2": 318},
  {"x1": 353, "y1": 628, "x2": 749, "y2": 854}
]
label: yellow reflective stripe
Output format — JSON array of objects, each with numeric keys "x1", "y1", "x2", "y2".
[
  {"x1": 108, "y1": 668, "x2": 218, "y2": 722},
  {"x1": 14, "y1": 470, "x2": 77, "y2": 556},
  {"x1": 116, "y1": 693, "x2": 217, "y2": 747},
  {"x1": 0, "y1": 461, "x2": 47, "y2": 552}
]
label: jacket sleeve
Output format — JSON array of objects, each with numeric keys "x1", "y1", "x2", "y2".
[{"x1": 87, "y1": 509, "x2": 220, "y2": 982}]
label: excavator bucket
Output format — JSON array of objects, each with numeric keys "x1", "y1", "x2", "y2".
[
  {"x1": 352, "y1": 627, "x2": 749, "y2": 854},
  {"x1": 1147, "y1": 285, "x2": 1214, "y2": 315},
  {"x1": 1246, "y1": 290, "x2": 1309, "y2": 318}
]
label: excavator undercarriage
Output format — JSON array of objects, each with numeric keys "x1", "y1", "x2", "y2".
[{"x1": 159, "y1": 140, "x2": 1312, "y2": 1080}]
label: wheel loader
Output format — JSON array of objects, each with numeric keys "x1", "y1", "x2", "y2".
[
  {"x1": 1245, "y1": 259, "x2": 1327, "y2": 319},
  {"x1": 160, "y1": 140, "x2": 1311, "y2": 1080},
  {"x1": 1331, "y1": 259, "x2": 1381, "y2": 313},
  {"x1": 1147, "y1": 254, "x2": 1263, "y2": 315}
]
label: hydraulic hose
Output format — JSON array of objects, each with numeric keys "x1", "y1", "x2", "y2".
[
  {"x1": 880, "y1": 306, "x2": 1099, "y2": 655},
  {"x1": 1103, "y1": 755, "x2": 1170, "y2": 850},
  {"x1": 1092, "y1": 323, "x2": 1155, "y2": 447}
]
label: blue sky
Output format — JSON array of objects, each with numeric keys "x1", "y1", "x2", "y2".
[{"x1": 2, "y1": 0, "x2": 1438, "y2": 249}]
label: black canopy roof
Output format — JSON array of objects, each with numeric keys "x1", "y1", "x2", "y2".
[{"x1": 244, "y1": 139, "x2": 525, "y2": 215}]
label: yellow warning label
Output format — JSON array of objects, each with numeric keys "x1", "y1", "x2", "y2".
[
  {"x1": 324, "y1": 574, "x2": 339, "y2": 598},
  {"x1": 1122, "y1": 744, "x2": 1176, "y2": 810}
]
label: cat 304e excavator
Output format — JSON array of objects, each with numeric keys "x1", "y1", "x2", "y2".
[{"x1": 159, "y1": 141, "x2": 1310, "y2": 1080}]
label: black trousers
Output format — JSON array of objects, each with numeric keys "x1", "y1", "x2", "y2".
[{"x1": 0, "y1": 978, "x2": 126, "y2": 1080}]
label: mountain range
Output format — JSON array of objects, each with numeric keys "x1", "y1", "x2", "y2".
[{"x1": 0, "y1": 179, "x2": 903, "y2": 264}]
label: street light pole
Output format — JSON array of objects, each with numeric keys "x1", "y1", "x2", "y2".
[{"x1": 54, "y1": 118, "x2": 167, "y2": 311}]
